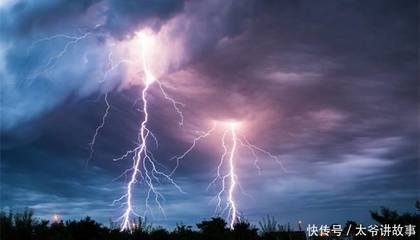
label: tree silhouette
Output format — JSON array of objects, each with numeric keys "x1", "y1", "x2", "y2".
[
  {"x1": 370, "y1": 203, "x2": 419, "y2": 240},
  {"x1": 171, "y1": 223, "x2": 199, "y2": 240},
  {"x1": 33, "y1": 219, "x2": 49, "y2": 240},
  {"x1": 0, "y1": 210, "x2": 14, "y2": 240},
  {"x1": 150, "y1": 227, "x2": 170, "y2": 240},
  {"x1": 13, "y1": 208, "x2": 36, "y2": 240},
  {"x1": 196, "y1": 217, "x2": 229, "y2": 240},
  {"x1": 370, "y1": 206, "x2": 418, "y2": 225},
  {"x1": 65, "y1": 216, "x2": 107, "y2": 240},
  {"x1": 232, "y1": 219, "x2": 259, "y2": 240},
  {"x1": 49, "y1": 220, "x2": 66, "y2": 240},
  {"x1": 259, "y1": 215, "x2": 281, "y2": 234}
]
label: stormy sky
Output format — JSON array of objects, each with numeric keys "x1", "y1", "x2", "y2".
[{"x1": 1, "y1": 0, "x2": 418, "y2": 228}]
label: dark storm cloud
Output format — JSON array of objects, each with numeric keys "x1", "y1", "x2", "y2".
[
  {"x1": 105, "y1": 0, "x2": 185, "y2": 39},
  {"x1": 0, "y1": 0, "x2": 100, "y2": 38},
  {"x1": 1, "y1": 0, "x2": 418, "y2": 227},
  {"x1": 171, "y1": 0, "x2": 254, "y2": 64},
  {"x1": 0, "y1": 0, "x2": 185, "y2": 38}
]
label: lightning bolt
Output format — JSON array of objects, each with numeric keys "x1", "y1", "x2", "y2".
[
  {"x1": 173, "y1": 121, "x2": 287, "y2": 229},
  {"x1": 208, "y1": 122, "x2": 239, "y2": 229},
  {"x1": 169, "y1": 125, "x2": 216, "y2": 176},
  {"x1": 87, "y1": 93, "x2": 110, "y2": 166},
  {"x1": 88, "y1": 47, "x2": 146, "y2": 165},
  {"x1": 101, "y1": 52, "x2": 141, "y2": 83},
  {"x1": 28, "y1": 30, "x2": 113, "y2": 167},
  {"x1": 28, "y1": 29, "x2": 186, "y2": 230},
  {"x1": 227, "y1": 124, "x2": 238, "y2": 229},
  {"x1": 28, "y1": 32, "x2": 92, "y2": 81},
  {"x1": 156, "y1": 80, "x2": 185, "y2": 126},
  {"x1": 87, "y1": 51, "x2": 141, "y2": 164},
  {"x1": 238, "y1": 135, "x2": 289, "y2": 174},
  {"x1": 113, "y1": 34, "x2": 184, "y2": 231}
]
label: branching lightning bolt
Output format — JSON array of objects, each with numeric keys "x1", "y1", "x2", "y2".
[
  {"x1": 88, "y1": 49, "x2": 146, "y2": 164},
  {"x1": 101, "y1": 52, "x2": 141, "y2": 83},
  {"x1": 28, "y1": 31, "x2": 113, "y2": 167},
  {"x1": 169, "y1": 125, "x2": 216, "y2": 176},
  {"x1": 28, "y1": 29, "x2": 186, "y2": 231},
  {"x1": 112, "y1": 34, "x2": 184, "y2": 231},
  {"x1": 227, "y1": 125, "x2": 238, "y2": 229},
  {"x1": 238, "y1": 135, "x2": 289, "y2": 173},
  {"x1": 173, "y1": 121, "x2": 287, "y2": 229},
  {"x1": 28, "y1": 32, "x2": 92, "y2": 81},
  {"x1": 87, "y1": 51, "x2": 140, "y2": 164},
  {"x1": 156, "y1": 80, "x2": 185, "y2": 126},
  {"x1": 208, "y1": 123, "x2": 239, "y2": 229}
]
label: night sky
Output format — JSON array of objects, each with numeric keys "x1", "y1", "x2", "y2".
[{"x1": 1, "y1": 0, "x2": 418, "y2": 228}]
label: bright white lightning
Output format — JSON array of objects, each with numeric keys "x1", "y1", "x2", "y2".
[
  {"x1": 173, "y1": 121, "x2": 287, "y2": 229},
  {"x1": 28, "y1": 29, "x2": 185, "y2": 230},
  {"x1": 118, "y1": 76, "x2": 153, "y2": 230},
  {"x1": 113, "y1": 33, "x2": 184, "y2": 231},
  {"x1": 226, "y1": 123, "x2": 238, "y2": 229},
  {"x1": 209, "y1": 122, "x2": 239, "y2": 229}
]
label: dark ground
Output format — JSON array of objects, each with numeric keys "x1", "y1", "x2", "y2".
[{"x1": 0, "y1": 202, "x2": 418, "y2": 240}]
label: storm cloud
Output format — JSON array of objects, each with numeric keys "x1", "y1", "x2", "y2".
[{"x1": 1, "y1": 0, "x2": 418, "y2": 227}]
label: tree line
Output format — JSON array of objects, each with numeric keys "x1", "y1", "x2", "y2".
[{"x1": 0, "y1": 201, "x2": 418, "y2": 240}]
